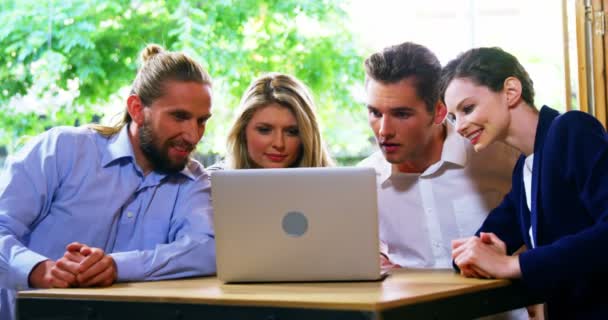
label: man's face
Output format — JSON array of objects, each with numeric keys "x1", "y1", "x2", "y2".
[
  {"x1": 139, "y1": 81, "x2": 212, "y2": 174},
  {"x1": 365, "y1": 77, "x2": 437, "y2": 165}
]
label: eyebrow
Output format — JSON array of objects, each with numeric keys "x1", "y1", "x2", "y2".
[
  {"x1": 168, "y1": 108, "x2": 212, "y2": 121},
  {"x1": 366, "y1": 105, "x2": 414, "y2": 112},
  {"x1": 453, "y1": 97, "x2": 473, "y2": 112},
  {"x1": 254, "y1": 122, "x2": 298, "y2": 127}
]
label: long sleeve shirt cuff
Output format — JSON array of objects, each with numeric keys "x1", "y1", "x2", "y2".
[
  {"x1": 110, "y1": 251, "x2": 146, "y2": 282},
  {"x1": 11, "y1": 250, "x2": 48, "y2": 290}
]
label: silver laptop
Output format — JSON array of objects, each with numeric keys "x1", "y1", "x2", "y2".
[{"x1": 211, "y1": 167, "x2": 381, "y2": 283}]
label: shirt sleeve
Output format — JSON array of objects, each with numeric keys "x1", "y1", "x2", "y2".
[
  {"x1": 110, "y1": 173, "x2": 216, "y2": 281},
  {"x1": 0, "y1": 131, "x2": 60, "y2": 289},
  {"x1": 476, "y1": 157, "x2": 526, "y2": 256}
]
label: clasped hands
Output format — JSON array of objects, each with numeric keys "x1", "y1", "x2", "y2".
[
  {"x1": 451, "y1": 232, "x2": 521, "y2": 279},
  {"x1": 28, "y1": 242, "x2": 117, "y2": 288}
]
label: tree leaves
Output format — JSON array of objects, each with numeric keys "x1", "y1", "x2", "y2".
[{"x1": 1, "y1": 0, "x2": 371, "y2": 160}]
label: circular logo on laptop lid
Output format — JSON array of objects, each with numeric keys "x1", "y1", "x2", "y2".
[{"x1": 282, "y1": 211, "x2": 308, "y2": 237}]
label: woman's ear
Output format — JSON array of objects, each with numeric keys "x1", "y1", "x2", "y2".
[
  {"x1": 127, "y1": 95, "x2": 145, "y2": 125},
  {"x1": 504, "y1": 77, "x2": 523, "y2": 108}
]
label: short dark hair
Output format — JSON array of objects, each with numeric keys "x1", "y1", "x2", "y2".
[
  {"x1": 440, "y1": 47, "x2": 535, "y2": 107},
  {"x1": 364, "y1": 42, "x2": 441, "y2": 113}
]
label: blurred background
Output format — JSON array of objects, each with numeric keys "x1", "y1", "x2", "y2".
[{"x1": 0, "y1": 0, "x2": 575, "y2": 166}]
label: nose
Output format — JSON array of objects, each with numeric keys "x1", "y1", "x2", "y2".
[
  {"x1": 183, "y1": 120, "x2": 202, "y2": 145},
  {"x1": 272, "y1": 132, "x2": 285, "y2": 150},
  {"x1": 454, "y1": 116, "x2": 467, "y2": 137},
  {"x1": 378, "y1": 116, "x2": 394, "y2": 139}
]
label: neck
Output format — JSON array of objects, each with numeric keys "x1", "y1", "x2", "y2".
[
  {"x1": 396, "y1": 123, "x2": 446, "y2": 173},
  {"x1": 128, "y1": 123, "x2": 153, "y2": 175},
  {"x1": 504, "y1": 103, "x2": 539, "y2": 156}
]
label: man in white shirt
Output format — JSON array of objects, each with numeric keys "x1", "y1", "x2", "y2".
[{"x1": 358, "y1": 42, "x2": 527, "y2": 320}]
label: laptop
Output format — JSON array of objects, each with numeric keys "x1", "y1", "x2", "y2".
[{"x1": 211, "y1": 166, "x2": 381, "y2": 283}]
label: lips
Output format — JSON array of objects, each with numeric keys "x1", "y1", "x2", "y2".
[
  {"x1": 171, "y1": 146, "x2": 190, "y2": 158},
  {"x1": 170, "y1": 141, "x2": 194, "y2": 157},
  {"x1": 467, "y1": 129, "x2": 483, "y2": 145},
  {"x1": 265, "y1": 154, "x2": 287, "y2": 162},
  {"x1": 380, "y1": 143, "x2": 400, "y2": 153}
]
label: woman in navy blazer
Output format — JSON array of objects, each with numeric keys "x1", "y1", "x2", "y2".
[{"x1": 440, "y1": 47, "x2": 608, "y2": 319}]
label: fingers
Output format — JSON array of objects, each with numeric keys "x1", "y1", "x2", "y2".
[
  {"x1": 64, "y1": 250, "x2": 85, "y2": 263},
  {"x1": 53, "y1": 255, "x2": 82, "y2": 285},
  {"x1": 479, "y1": 232, "x2": 507, "y2": 254},
  {"x1": 47, "y1": 274, "x2": 71, "y2": 288},
  {"x1": 50, "y1": 263, "x2": 78, "y2": 287},
  {"x1": 30, "y1": 260, "x2": 72, "y2": 288},
  {"x1": 79, "y1": 261, "x2": 117, "y2": 287},
  {"x1": 380, "y1": 254, "x2": 401, "y2": 272},
  {"x1": 77, "y1": 247, "x2": 105, "y2": 273},
  {"x1": 57, "y1": 251, "x2": 84, "y2": 272},
  {"x1": 452, "y1": 236, "x2": 479, "y2": 260},
  {"x1": 66, "y1": 242, "x2": 85, "y2": 252},
  {"x1": 471, "y1": 265, "x2": 493, "y2": 279},
  {"x1": 451, "y1": 237, "x2": 472, "y2": 250},
  {"x1": 77, "y1": 255, "x2": 117, "y2": 286},
  {"x1": 479, "y1": 232, "x2": 504, "y2": 246},
  {"x1": 479, "y1": 232, "x2": 494, "y2": 244},
  {"x1": 57, "y1": 243, "x2": 118, "y2": 288}
]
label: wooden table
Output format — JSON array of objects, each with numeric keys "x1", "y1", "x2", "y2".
[{"x1": 17, "y1": 269, "x2": 539, "y2": 320}]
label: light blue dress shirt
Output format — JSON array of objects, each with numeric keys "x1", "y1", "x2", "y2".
[{"x1": 0, "y1": 125, "x2": 216, "y2": 319}]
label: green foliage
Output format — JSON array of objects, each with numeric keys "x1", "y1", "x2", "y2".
[{"x1": 0, "y1": 0, "x2": 372, "y2": 158}]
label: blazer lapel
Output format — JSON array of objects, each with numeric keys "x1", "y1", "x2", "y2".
[{"x1": 530, "y1": 106, "x2": 560, "y2": 245}]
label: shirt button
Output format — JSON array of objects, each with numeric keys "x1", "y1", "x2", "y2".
[{"x1": 127, "y1": 212, "x2": 134, "y2": 218}]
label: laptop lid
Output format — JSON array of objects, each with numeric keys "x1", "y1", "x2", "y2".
[{"x1": 212, "y1": 167, "x2": 380, "y2": 283}]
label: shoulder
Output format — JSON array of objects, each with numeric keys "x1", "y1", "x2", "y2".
[
  {"x1": 206, "y1": 160, "x2": 227, "y2": 172},
  {"x1": 550, "y1": 110, "x2": 605, "y2": 134},
  {"x1": 46, "y1": 126, "x2": 101, "y2": 149},
  {"x1": 14, "y1": 126, "x2": 97, "y2": 158},
  {"x1": 183, "y1": 158, "x2": 209, "y2": 180},
  {"x1": 546, "y1": 110, "x2": 607, "y2": 151}
]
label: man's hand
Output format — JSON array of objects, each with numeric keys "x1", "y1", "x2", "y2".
[
  {"x1": 65, "y1": 242, "x2": 117, "y2": 287},
  {"x1": 28, "y1": 259, "x2": 79, "y2": 288},
  {"x1": 380, "y1": 253, "x2": 401, "y2": 272}
]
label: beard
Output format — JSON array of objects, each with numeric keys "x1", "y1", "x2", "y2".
[{"x1": 138, "y1": 119, "x2": 194, "y2": 174}]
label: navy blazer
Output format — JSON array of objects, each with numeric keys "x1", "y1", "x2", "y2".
[{"x1": 477, "y1": 106, "x2": 608, "y2": 319}]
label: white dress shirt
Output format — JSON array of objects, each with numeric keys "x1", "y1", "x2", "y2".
[
  {"x1": 359, "y1": 124, "x2": 520, "y2": 268},
  {"x1": 359, "y1": 124, "x2": 525, "y2": 320},
  {"x1": 524, "y1": 154, "x2": 535, "y2": 248}
]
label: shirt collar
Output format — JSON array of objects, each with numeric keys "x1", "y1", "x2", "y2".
[
  {"x1": 377, "y1": 123, "x2": 468, "y2": 182},
  {"x1": 101, "y1": 124, "x2": 197, "y2": 181},
  {"x1": 102, "y1": 125, "x2": 134, "y2": 168},
  {"x1": 438, "y1": 122, "x2": 468, "y2": 168}
]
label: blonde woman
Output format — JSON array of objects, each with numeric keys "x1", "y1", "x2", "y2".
[{"x1": 210, "y1": 73, "x2": 332, "y2": 170}]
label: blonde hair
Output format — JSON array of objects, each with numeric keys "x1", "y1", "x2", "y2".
[
  {"x1": 226, "y1": 73, "x2": 333, "y2": 169},
  {"x1": 90, "y1": 44, "x2": 212, "y2": 136}
]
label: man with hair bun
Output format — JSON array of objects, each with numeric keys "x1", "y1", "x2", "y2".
[{"x1": 0, "y1": 44, "x2": 216, "y2": 319}]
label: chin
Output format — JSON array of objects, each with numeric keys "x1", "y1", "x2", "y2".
[
  {"x1": 381, "y1": 153, "x2": 403, "y2": 165},
  {"x1": 473, "y1": 142, "x2": 489, "y2": 153}
]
